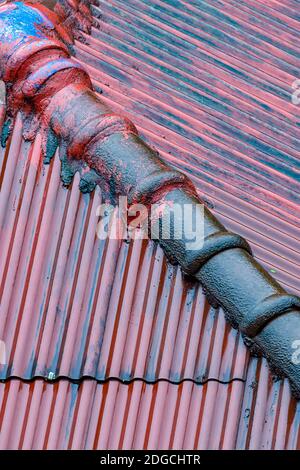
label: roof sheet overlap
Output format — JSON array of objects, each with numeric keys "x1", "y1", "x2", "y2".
[{"x1": 1, "y1": 364, "x2": 300, "y2": 450}]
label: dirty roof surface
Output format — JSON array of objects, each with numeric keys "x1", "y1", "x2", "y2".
[{"x1": 0, "y1": 0, "x2": 300, "y2": 449}]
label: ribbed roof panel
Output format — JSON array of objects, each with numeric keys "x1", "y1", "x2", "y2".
[
  {"x1": 0, "y1": 124, "x2": 248, "y2": 381},
  {"x1": 1, "y1": 364, "x2": 300, "y2": 450},
  {"x1": 0, "y1": 0, "x2": 299, "y2": 450}
]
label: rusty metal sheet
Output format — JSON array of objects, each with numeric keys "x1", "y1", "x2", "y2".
[
  {"x1": 0, "y1": 0, "x2": 299, "y2": 450},
  {"x1": 0, "y1": 365, "x2": 299, "y2": 450},
  {"x1": 0, "y1": 127, "x2": 248, "y2": 381}
]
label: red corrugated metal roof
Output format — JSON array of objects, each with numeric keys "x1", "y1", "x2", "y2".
[
  {"x1": 0, "y1": 0, "x2": 299, "y2": 449},
  {"x1": 1, "y1": 369, "x2": 300, "y2": 449},
  {"x1": 0, "y1": 127, "x2": 248, "y2": 382}
]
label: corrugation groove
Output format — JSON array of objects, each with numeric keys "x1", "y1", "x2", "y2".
[{"x1": 0, "y1": 0, "x2": 299, "y2": 449}]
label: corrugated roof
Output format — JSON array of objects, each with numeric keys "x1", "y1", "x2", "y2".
[
  {"x1": 0, "y1": 0, "x2": 299, "y2": 449},
  {"x1": 0, "y1": 124, "x2": 248, "y2": 382},
  {"x1": 1, "y1": 366, "x2": 300, "y2": 449}
]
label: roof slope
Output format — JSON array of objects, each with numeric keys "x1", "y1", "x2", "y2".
[
  {"x1": 0, "y1": 0, "x2": 299, "y2": 449},
  {"x1": 1, "y1": 372, "x2": 300, "y2": 449}
]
